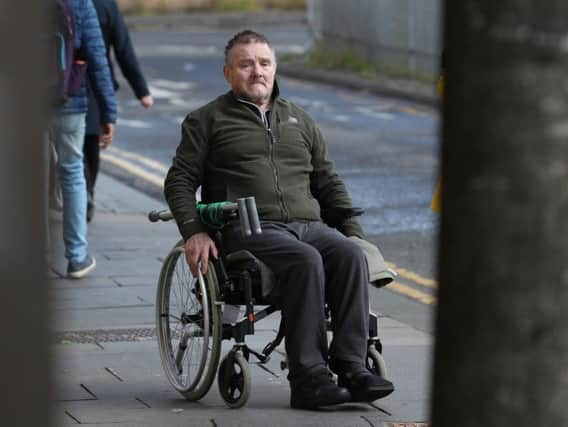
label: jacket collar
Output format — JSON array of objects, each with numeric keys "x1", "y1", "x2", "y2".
[{"x1": 229, "y1": 77, "x2": 281, "y2": 105}]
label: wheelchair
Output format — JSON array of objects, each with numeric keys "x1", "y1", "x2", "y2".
[{"x1": 148, "y1": 198, "x2": 388, "y2": 409}]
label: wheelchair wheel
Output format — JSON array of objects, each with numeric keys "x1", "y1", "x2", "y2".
[
  {"x1": 156, "y1": 241, "x2": 222, "y2": 401},
  {"x1": 366, "y1": 346, "x2": 388, "y2": 379},
  {"x1": 217, "y1": 351, "x2": 251, "y2": 409}
]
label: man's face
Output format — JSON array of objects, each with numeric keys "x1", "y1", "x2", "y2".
[{"x1": 223, "y1": 42, "x2": 276, "y2": 107}]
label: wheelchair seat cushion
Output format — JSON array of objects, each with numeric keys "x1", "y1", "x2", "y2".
[{"x1": 225, "y1": 250, "x2": 277, "y2": 298}]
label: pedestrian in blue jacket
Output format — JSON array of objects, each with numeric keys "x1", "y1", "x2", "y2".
[
  {"x1": 47, "y1": 0, "x2": 117, "y2": 278},
  {"x1": 84, "y1": 0, "x2": 153, "y2": 221}
]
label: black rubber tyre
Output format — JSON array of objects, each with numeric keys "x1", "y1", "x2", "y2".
[
  {"x1": 366, "y1": 346, "x2": 388, "y2": 379},
  {"x1": 217, "y1": 351, "x2": 251, "y2": 409},
  {"x1": 156, "y1": 241, "x2": 222, "y2": 401}
]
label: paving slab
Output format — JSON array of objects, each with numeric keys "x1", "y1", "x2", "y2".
[{"x1": 52, "y1": 286, "x2": 155, "y2": 310}]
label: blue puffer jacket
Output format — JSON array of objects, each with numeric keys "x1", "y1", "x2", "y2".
[{"x1": 60, "y1": 0, "x2": 117, "y2": 124}]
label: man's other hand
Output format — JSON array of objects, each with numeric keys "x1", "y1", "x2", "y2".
[
  {"x1": 184, "y1": 232, "x2": 218, "y2": 277},
  {"x1": 99, "y1": 123, "x2": 115, "y2": 148}
]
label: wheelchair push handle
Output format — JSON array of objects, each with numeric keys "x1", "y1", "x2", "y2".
[
  {"x1": 148, "y1": 197, "x2": 262, "y2": 238},
  {"x1": 244, "y1": 197, "x2": 262, "y2": 236},
  {"x1": 237, "y1": 198, "x2": 252, "y2": 237},
  {"x1": 321, "y1": 206, "x2": 365, "y2": 227},
  {"x1": 237, "y1": 197, "x2": 262, "y2": 237},
  {"x1": 148, "y1": 209, "x2": 174, "y2": 222},
  {"x1": 197, "y1": 198, "x2": 261, "y2": 237},
  {"x1": 195, "y1": 197, "x2": 261, "y2": 237}
]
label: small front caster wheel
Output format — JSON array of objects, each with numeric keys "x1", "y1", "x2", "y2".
[
  {"x1": 217, "y1": 352, "x2": 251, "y2": 409},
  {"x1": 366, "y1": 346, "x2": 388, "y2": 379}
]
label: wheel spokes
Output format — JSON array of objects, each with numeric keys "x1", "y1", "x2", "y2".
[
  {"x1": 226, "y1": 365, "x2": 245, "y2": 399},
  {"x1": 157, "y1": 245, "x2": 221, "y2": 402},
  {"x1": 166, "y1": 259, "x2": 210, "y2": 390}
]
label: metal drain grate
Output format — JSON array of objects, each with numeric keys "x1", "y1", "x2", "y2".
[
  {"x1": 385, "y1": 424, "x2": 430, "y2": 427},
  {"x1": 54, "y1": 327, "x2": 156, "y2": 344}
]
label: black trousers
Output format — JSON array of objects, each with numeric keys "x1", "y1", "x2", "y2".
[
  {"x1": 83, "y1": 134, "x2": 100, "y2": 198},
  {"x1": 223, "y1": 221, "x2": 369, "y2": 386}
]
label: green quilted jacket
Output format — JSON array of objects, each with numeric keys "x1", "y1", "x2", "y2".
[{"x1": 164, "y1": 85, "x2": 364, "y2": 241}]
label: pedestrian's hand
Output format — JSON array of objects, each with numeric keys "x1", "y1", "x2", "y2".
[
  {"x1": 184, "y1": 232, "x2": 218, "y2": 277},
  {"x1": 99, "y1": 123, "x2": 115, "y2": 149},
  {"x1": 140, "y1": 95, "x2": 154, "y2": 109}
]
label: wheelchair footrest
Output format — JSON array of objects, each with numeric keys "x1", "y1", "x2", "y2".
[{"x1": 248, "y1": 347, "x2": 270, "y2": 364}]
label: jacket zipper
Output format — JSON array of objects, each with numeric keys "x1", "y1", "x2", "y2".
[
  {"x1": 236, "y1": 98, "x2": 289, "y2": 222},
  {"x1": 267, "y1": 126, "x2": 288, "y2": 222}
]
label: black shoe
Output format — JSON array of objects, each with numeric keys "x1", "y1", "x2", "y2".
[
  {"x1": 331, "y1": 361, "x2": 394, "y2": 402},
  {"x1": 290, "y1": 371, "x2": 351, "y2": 410},
  {"x1": 87, "y1": 195, "x2": 95, "y2": 223},
  {"x1": 67, "y1": 254, "x2": 96, "y2": 279}
]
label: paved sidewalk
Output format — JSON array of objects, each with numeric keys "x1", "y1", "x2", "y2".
[{"x1": 48, "y1": 174, "x2": 432, "y2": 426}]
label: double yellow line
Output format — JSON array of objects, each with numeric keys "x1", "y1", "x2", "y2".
[
  {"x1": 386, "y1": 262, "x2": 437, "y2": 305},
  {"x1": 100, "y1": 146, "x2": 167, "y2": 189},
  {"x1": 101, "y1": 146, "x2": 438, "y2": 305}
]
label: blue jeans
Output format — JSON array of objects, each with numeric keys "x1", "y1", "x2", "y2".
[{"x1": 48, "y1": 113, "x2": 88, "y2": 264}]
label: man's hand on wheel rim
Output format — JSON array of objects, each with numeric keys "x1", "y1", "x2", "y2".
[{"x1": 184, "y1": 232, "x2": 218, "y2": 276}]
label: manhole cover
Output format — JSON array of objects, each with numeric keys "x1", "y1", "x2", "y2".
[{"x1": 386, "y1": 424, "x2": 429, "y2": 427}]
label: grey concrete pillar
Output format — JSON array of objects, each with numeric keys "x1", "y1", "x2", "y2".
[
  {"x1": 0, "y1": 1, "x2": 50, "y2": 425},
  {"x1": 432, "y1": 0, "x2": 568, "y2": 425}
]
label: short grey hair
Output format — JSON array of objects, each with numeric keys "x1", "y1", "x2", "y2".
[{"x1": 224, "y1": 30, "x2": 274, "y2": 65}]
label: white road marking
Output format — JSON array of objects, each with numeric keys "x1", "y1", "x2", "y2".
[
  {"x1": 288, "y1": 96, "x2": 328, "y2": 110},
  {"x1": 333, "y1": 114, "x2": 350, "y2": 122},
  {"x1": 169, "y1": 98, "x2": 195, "y2": 109},
  {"x1": 147, "y1": 85, "x2": 182, "y2": 99},
  {"x1": 146, "y1": 79, "x2": 195, "y2": 109},
  {"x1": 136, "y1": 45, "x2": 219, "y2": 57},
  {"x1": 151, "y1": 79, "x2": 193, "y2": 91},
  {"x1": 117, "y1": 119, "x2": 152, "y2": 129},
  {"x1": 356, "y1": 106, "x2": 394, "y2": 120}
]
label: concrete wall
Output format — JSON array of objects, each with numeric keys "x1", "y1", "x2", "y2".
[{"x1": 308, "y1": 0, "x2": 442, "y2": 78}]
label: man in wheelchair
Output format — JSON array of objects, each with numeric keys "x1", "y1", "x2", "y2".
[{"x1": 164, "y1": 30, "x2": 394, "y2": 409}]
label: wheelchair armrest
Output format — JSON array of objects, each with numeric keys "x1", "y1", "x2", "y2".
[{"x1": 321, "y1": 206, "x2": 365, "y2": 228}]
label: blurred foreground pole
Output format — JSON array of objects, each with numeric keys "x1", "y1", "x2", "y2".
[
  {"x1": 0, "y1": 1, "x2": 50, "y2": 426},
  {"x1": 432, "y1": 0, "x2": 568, "y2": 425}
]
